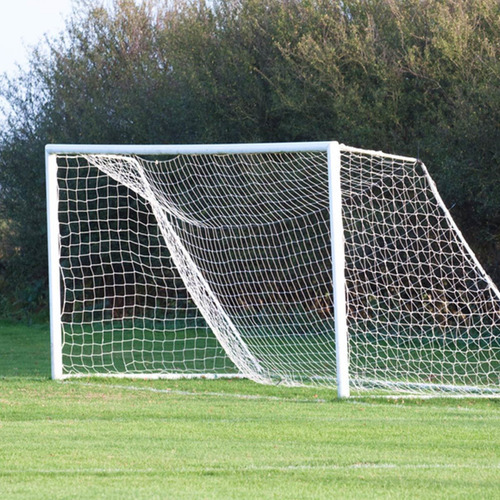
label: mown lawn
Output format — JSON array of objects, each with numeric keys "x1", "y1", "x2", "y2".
[{"x1": 0, "y1": 320, "x2": 499, "y2": 499}]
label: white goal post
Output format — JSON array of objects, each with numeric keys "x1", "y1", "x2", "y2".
[{"x1": 45, "y1": 141, "x2": 500, "y2": 397}]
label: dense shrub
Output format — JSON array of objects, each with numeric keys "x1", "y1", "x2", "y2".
[{"x1": 0, "y1": 0, "x2": 498, "y2": 317}]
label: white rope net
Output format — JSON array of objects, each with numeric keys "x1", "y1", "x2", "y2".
[{"x1": 54, "y1": 145, "x2": 500, "y2": 394}]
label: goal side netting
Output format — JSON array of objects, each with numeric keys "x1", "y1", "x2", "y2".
[{"x1": 46, "y1": 142, "x2": 500, "y2": 396}]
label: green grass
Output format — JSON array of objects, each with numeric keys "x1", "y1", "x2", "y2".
[
  {"x1": 0, "y1": 320, "x2": 50, "y2": 376},
  {"x1": 52, "y1": 315, "x2": 500, "y2": 390},
  {"x1": 61, "y1": 319, "x2": 237, "y2": 375},
  {"x1": 1, "y1": 320, "x2": 500, "y2": 499}
]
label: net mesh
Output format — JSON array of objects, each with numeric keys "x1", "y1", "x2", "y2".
[
  {"x1": 340, "y1": 149, "x2": 500, "y2": 394},
  {"x1": 54, "y1": 146, "x2": 500, "y2": 394}
]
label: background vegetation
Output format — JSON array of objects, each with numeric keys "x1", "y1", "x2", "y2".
[{"x1": 0, "y1": 0, "x2": 498, "y2": 319}]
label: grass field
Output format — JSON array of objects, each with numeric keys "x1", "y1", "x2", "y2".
[{"x1": 1, "y1": 320, "x2": 499, "y2": 499}]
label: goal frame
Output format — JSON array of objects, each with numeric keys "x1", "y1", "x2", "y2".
[
  {"x1": 46, "y1": 141, "x2": 355, "y2": 395},
  {"x1": 46, "y1": 141, "x2": 499, "y2": 398}
]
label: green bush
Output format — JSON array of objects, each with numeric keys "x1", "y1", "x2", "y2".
[{"x1": 0, "y1": 0, "x2": 498, "y2": 317}]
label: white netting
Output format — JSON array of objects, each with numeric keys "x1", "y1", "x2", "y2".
[
  {"x1": 53, "y1": 145, "x2": 500, "y2": 395},
  {"x1": 340, "y1": 148, "x2": 500, "y2": 394}
]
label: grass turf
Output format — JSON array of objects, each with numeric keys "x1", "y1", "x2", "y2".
[
  {"x1": 0, "y1": 320, "x2": 499, "y2": 499},
  {"x1": 42, "y1": 315, "x2": 500, "y2": 391}
]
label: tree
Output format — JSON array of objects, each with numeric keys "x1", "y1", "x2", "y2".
[{"x1": 0, "y1": 0, "x2": 498, "y2": 318}]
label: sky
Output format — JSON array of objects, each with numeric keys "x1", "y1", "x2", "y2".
[{"x1": 0, "y1": 0, "x2": 75, "y2": 78}]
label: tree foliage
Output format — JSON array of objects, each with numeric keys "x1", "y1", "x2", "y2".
[{"x1": 0, "y1": 0, "x2": 498, "y2": 317}]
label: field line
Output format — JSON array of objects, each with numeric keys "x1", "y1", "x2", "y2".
[
  {"x1": 63, "y1": 381, "x2": 327, "y2": 403},
  {"x1": 2, "y1": 463, "x2": 500, "y2": 475},
  {"x1": 63, "y1": 381, "x2": 500, "y2": 415},
  {"x1": 348, "y1": 398, "x2": 500, "y2": 415}
]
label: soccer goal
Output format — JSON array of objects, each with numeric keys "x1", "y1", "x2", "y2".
[{"x1": 45, "y1": 141, "x2": 500, "y2": 397}]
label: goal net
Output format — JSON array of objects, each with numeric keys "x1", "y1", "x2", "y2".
[{"x1": 46, "y1": 142, "x2": 500, "y2": 396}]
